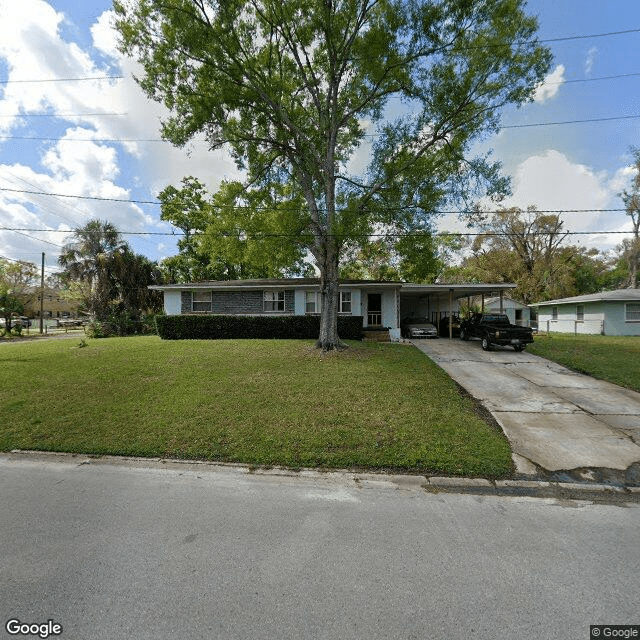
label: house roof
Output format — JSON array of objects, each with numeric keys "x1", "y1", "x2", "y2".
[
  {"x1": 149, "y1": 278, "x2": 402, "y2": 290},
  {"x1": 478, "y1": 295, "x2": 528, "y2": 308},
  {"x1": 149, "y1": 278, "x2": 516, "y2": 296},
  {"x1": 150, "y1": 278, "x2": 518, "y2": 299},
  {"x1": 530, "y1": 289, "x2": 640, "y2": 306}
]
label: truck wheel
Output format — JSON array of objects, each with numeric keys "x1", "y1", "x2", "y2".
[
  {"x1": 459, "y1": 328, "x2": 467, "y2": 341},
  {"x1": 514, "y1": 344, "x2": 525, "y2": 352},
  {"x1": 481, "y1": 335, "x2": 492, "y2": 351}
]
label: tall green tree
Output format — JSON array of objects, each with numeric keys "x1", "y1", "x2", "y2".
[
  {"x1": 0, "y1": 291, "x2": 24, "y2": 335},
  {"x1": 58, "y1": 220, "x2": 127, "y2": 317},
  {"x1": 339, "y1": 231, "x2": 446, "y2": 282},
  {"x1": 619, "y1": 147, "x2": 640, "y2": 288},
  {"x1": 0, "y1": 258, "x2": 38, "y2": 334},
  {"x1": 58, "y1": 220, "x2": 162, "y2": 320},
  {"x1": 0, "y1": 258, "x2": 39, "y2": 296},
  {"x1": 159, "y1": 177, "x2": 307, "y2": 281},
  {"x1": 454, "y1": 207, "x2": 616, "y2": 302},
  {"x1": 115, "y1": 0, "x2": 551, "y2": 349}
]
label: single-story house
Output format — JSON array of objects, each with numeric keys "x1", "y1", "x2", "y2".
[
  {"x1": 150, "y1": 278, "x2": 518, "y2": 340},
  {"x1": 481, "y1": 296, "x2": 533, "y2": 327},
  {"x1": 530, "y1": 289, "x2": 640, "y2": 336}
]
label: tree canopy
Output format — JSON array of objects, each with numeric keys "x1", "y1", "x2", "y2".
[
  {"x1": 115, "y1": 0, "x2": 551, "y2": 348},
  {"x1": 444, "y1": 207, "x2": 618, "y2": 302},
  {"x1": 0, "y1": 258, "x2": 38, "y2": 334},
  {"x1": 158, "y1": 177, "x2": 308, "y2": 282},
  {"x1": 58, "y1": 220, "x2": 162, "y2": 321},
  {"x1": 619, "y1": 147, "x2": 640, "y2": 288}
]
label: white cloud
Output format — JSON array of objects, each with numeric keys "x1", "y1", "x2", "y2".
[
  {"x1": 0, "y1": 2, "x2": 242, "y2": 267},
  {"x1": 90, "y1": 9, "x2": 120, "y2": 56},
  {"x1": 436, "y1": 150, "x2": 633, "y2": 252},
  {"x1": 502, "y1": 150, "x2": 630, "y2": 251},
  {"x1": 585, "y1": 47, "x2": 598, "y2": 75},
  {"x1": 609, "y1": 164, "x2": 637, "y2": 195},
  {"x1": 533, "y1": 65, "x2": 565, "y2": 104},
  {"x1": 509, "y1": 150, "x2": 609, "y2": 213}
]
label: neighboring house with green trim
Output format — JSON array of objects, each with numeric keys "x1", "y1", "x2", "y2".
[
  {"x1": 530, "y1": 289, "x2": 640, "y2": 336},
  {"x1": 150, "y1": 278, "x2": 518, "y2": 341}
]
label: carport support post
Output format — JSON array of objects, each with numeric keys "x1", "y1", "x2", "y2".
[
  {"x1": 448, "y1": 289, "x2": 453, "y2": 339},
  {"x1": 499, "y1": 289, "x2": 504, "y2": 314}
]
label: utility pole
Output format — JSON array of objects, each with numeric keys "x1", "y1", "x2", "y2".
[{"x1": 39, "y1": 252, "x2": 45, "y2": 334}]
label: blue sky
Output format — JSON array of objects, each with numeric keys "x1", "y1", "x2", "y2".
[{"x1": 0, "y1": 0, "x2": 639, "y2": 277}]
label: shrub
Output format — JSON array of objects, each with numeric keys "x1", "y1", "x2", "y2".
[
  {"x1": 155, "y1": 314, "x2": 364, "y2": 341},
  {"x1": 85, "y1": 320, "x2": 114, "y2": 339},
  {"x1": 85, "y1": 311, "x2": 159, "y2": 338}
]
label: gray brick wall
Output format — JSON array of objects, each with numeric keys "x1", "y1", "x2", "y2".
[
  {"x1": 181, "y1": 291, "x2": 192, "y2": 313},
  {"x1": 180, "y1": 289, "x2": 295, "y2": 314},
  {"x1": 211, "y1": 291, "x2": 263, "y2": 314}
]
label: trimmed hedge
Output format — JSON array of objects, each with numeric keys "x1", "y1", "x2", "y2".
[{"x1": 155, "y1": 314, "x2": 364, "y2": 341}]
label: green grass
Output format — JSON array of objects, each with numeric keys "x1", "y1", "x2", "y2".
[
  {"x1": 0, "y1": 336, "x2": 513, "y2": 477},
  {"x1": 528, "y1": 333, "x2": 640, "y2": 392}
]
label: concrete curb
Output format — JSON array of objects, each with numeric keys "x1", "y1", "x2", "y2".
[{"x1": 3, "y1": 450, "x2": 639, "y2": 503}]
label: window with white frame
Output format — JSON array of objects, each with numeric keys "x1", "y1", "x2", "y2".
[
  {"x1": 576, "y1": 305, "x2": 584, "y2": 321},
  {"x1": 551, "y1": 306, "x2": 558, "y2": 320},
  {"x1": 192, "y1": 291, "x2": 212, "y2": 312},
  {"x1": 305, "y1": 291, "x2": 321, "y2": 314},
  {"x1": 626, "y1": 303, "x2": 640, "y2": 322},
  {"x1": 339, "y1": 291, "x2": 352, "y2": 313},
  {"x1": 263, "y1": 291, "x2": 285, "y2": 312}
]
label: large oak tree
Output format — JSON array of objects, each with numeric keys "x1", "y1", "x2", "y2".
[{"x1": 115, "y1": 0, "x2": 551, "y2": 349}]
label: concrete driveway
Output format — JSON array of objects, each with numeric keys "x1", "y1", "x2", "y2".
[{"x1": 411, "y1": 338, "x2": 640, "y2": 482}]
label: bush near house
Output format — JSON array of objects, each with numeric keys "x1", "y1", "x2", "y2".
[{"x1": 155, "y1": 314, "x2": 364, "y2": 341}]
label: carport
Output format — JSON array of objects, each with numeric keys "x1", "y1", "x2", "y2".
[{"x1": 400, "y1": 283, "x2": 518, "y2": 338}]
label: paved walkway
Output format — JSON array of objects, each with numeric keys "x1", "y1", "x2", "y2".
[{"x1": 411, "y1": 338, "x2": 640, "y2": 480}]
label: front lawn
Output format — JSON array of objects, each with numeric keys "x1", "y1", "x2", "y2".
[
  {"x1": 0, "y1": 337, "x2": 512, "y2": 477},
  {"x1": 528, "y1": 333, "x2": 640, "y2": 393}
]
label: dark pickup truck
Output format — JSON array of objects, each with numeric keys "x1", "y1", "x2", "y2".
[{"x1": 459, "y1": 313, "x2": 534, "y2": 351}]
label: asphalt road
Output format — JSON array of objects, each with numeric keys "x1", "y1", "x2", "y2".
[{"x1": 1, "y1": 455, "x2": 638, "y2": 640}]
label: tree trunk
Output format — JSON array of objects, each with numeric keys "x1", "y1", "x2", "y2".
[{"x1": 316, "y1": 244, "x2": 346, "y2": 351}]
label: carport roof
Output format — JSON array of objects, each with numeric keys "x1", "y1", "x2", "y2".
[{"x1": 399, "y1": 283, "x2": 517, "y2": 299}]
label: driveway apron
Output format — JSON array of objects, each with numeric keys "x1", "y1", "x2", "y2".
[{"x1": 410, "y1": 339, "x2": 640, "y2": 476}]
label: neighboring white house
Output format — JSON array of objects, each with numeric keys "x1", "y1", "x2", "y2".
[
  {"x1": 530, "y1": 289, "x2": 640, "y2": 336},
  {"x1": 150, "y1": 278, "x2": 518, "y2": 340},
  {"x1": 481, "y1": 296, "x2": 532, "y2": 327}
]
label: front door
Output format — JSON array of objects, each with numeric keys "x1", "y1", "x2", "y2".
[{"x1": 368, "y1": 293, "x2": 382, "y2": 326}]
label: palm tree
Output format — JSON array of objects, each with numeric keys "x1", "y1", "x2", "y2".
[{"x1": 58, "y1": 220, "x2": 128, "y2": 318}]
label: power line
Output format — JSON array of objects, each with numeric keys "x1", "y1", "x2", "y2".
[
  {"x1": 3, "y1": 228, "x2": 64, "y2": 248},
  {"x1": 0, "y1": 188, "x2": 631, "y2": 211},
  {"x1": 538, "y1": 28, "x2": 640, "y2": 43},
  {"x1": 0, "y1": 28, "x2": 634, "y2": 89},
  {"x1": 0, "y1": 112, "x2": 127, "y2": 118},
  {"x1": 0, "y1": 135, "x2": 164, "y2": 143},
  {"x1": 0, "y1": 187, "x2": 158, "y2": 204},
  {"x1": 0, "y1": 76, "x2": 123, "y2": 84},
  {"x1": 4, "y1": 107, "x2": 640, "y2": 145},
  {"x1": 502, "y1": 114, "x2": 640, "y2": 129},
  {"x1": 0, "y1": 226, "x2": 634, "y2": 239},
  {"x1": 547, "y1": 71, "x2": 640, "y2": 86}
]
